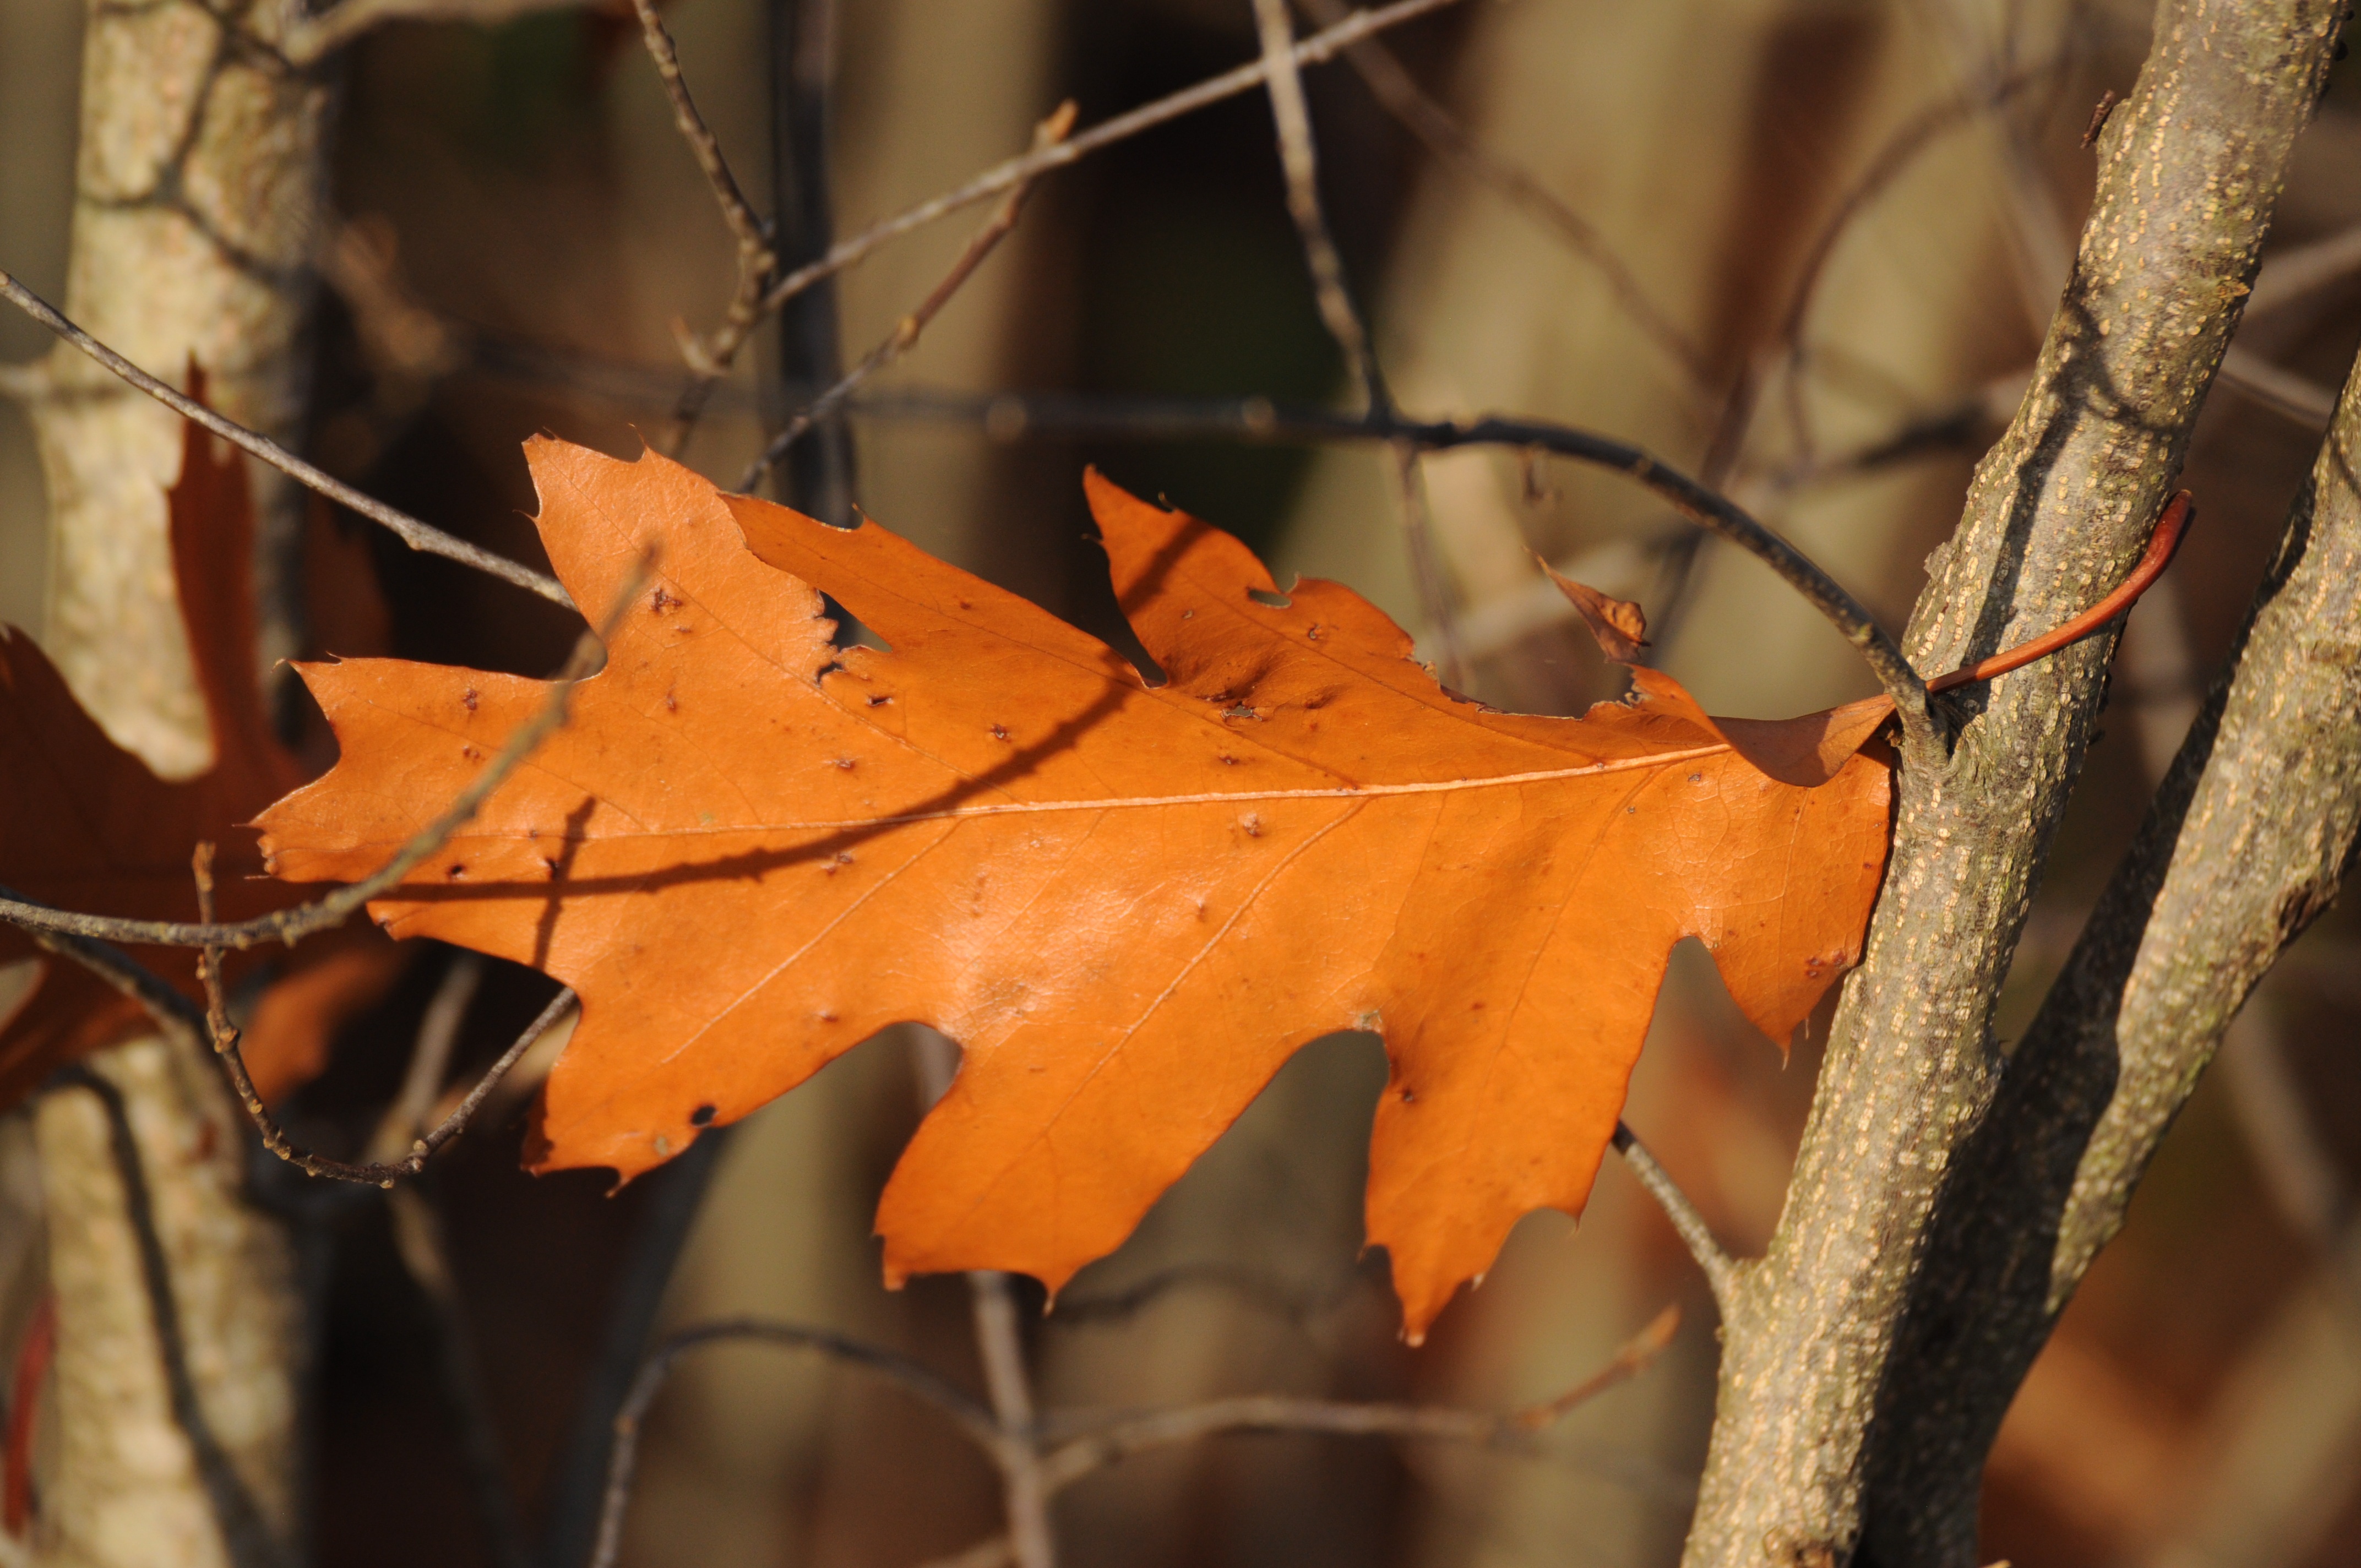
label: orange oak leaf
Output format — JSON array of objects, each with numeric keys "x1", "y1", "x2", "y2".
[
  {"x1": 255, "y1": 439, "x2": 1894, "y2": 1337},
  {"x1": 0, "y1": 392, "x2": 405, "y2": 1106}
]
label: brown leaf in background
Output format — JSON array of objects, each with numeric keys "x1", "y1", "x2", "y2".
[
  {"x1": 257, "y1": 439, "x2": 1892, "y2": 1336},
  {"x1": 0, "y1": 385, "x2": 404, "y2": 1106}
]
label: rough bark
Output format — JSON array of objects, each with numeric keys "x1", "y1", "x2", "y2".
[
  {"x1": 21, "y1": 0, "x2": 328, "y2": 1561},
  {"x1": 29, "y1": 0, "x2": 328, "y2": 770},
  {"x1": 1859, "y1": 247, "x2": 2361, "y2": 1568},
  {"x1": 1680, "y1": 4, "x2": 2344, "y2": 1564},
  {"x1": 35, "y1": 1042, "x2": 298, "y2": 1568}
]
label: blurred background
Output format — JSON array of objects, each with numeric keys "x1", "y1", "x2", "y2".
[{"x1": 5, "y1": 0, "x2": 2361, "y2": 1564}]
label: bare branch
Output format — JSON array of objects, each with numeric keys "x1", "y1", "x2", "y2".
[
  {"x1": 1252, "y1": 0, "x2": 1470, "y2": 690},
  {"x1": 624, "y1": 0, "x2": 776, "y2": 460},
  {"x1": 1036, "y1": 1301, "x2": 1681, "y2": 1493},
  {"x1": 737, "y1": 102, "x2": 1079, "y2": 493},
  {"x1": 1290, "y1": 0, "x2": 1710, "y2": 389},
  {"x1": 2248, "y1": 219, "x2": 2361, "y2": 319},
  {"x1": 16, "y1": 923, "x2": 209, "y2": 1055},
  {"x1": 627, "y1": 0, "x2": 771, "y2": 261},
  {"x1": 913, "y1": 1029, "x2": 1056, "y2": 1568},
  {"x1": 1252, "y1": 0, "x2": 1383, "y2": 411},
  {"x1": 737, "y1": 0, "x2": 1467, "y2": 345},
  {"x1": 587, "y1": 1319, "x2": 1002, "y2": 1568},
  {"x1": 2221, "y1": 342, "x2": 2337, "y2": 428},
  {"x1": 280, "y1": 0, "x2": 596, "y2": 66},
  {"x1": 0, "y1": 270, "x2": 570, "y2": 608},
  {"x1": 1612, "y1": 1124, "x2": 1738, "y2": 1315}
]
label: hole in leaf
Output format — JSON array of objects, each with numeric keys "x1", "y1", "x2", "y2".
[
  {"x1": 689, "y1": 1103, "x2": 716, "y2": 1126},
  {"x1": 1247, "y1": 588, "x2": 1292, "y2": 609}
]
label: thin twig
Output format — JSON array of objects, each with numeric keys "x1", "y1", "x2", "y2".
[
  {"x1": 280, "y1": 0, "x2": 594, "y2": 66},
  {"x1": 47, "y1": 1065, "x2": 289, "y2": 1568},
  {"x1": 912, "y1": 1031, "x2": 1057, "y2": 1568},
  {"x1": 971, "y1": 1271, "x2": 1056, "y2": 1568},
  {"x1": 1776, "y1": 66, "x2": 2055, "y2": 462},
  {"x1": 730, "y1": 0, "x2": 1466, "y2": 353},
  {"x1": 586, "y1": 1319, "x2": 1002, "y2": 1568},
  {"x1": 627, "y1": 0, "x2": 770, "y2": 263},
  {"x1": 0, "y1": 270, "x2": 570, "y2": 608},
  {"x1": 360, "y1": 957, "x2": 531, "y2": 1568},
  {"x1": 624, "y1": 0, "x2": 780, "y2": 454},
  {"x1": 540, "y1": 1130, "x2": 731, "y2": 1568},
  {"x1": 369, "y1": 954, "x2": 486, "y2": 1162},
  {"x1": 17, "y1": 924, "x2": 209, "y2": 1053},
  {"x1": 1252, "y1": 0, "x2": 1470, "y2": 690},
  {"x1": 737, "y1": 102, "x2": 1079, "y2": 494},
  {"x1": 1253, "y1": 0, "x2": 1383, "y2": 412},
  {"x1": 202, "y1": 930, "x2": 574, "y2": 1189},
  {"x1": 1289, "y1": 0, "x2": 1711, "y2": 390},
  {"x1": 1612, "y1": 1123, "x2": 1738, "y2": 1314},
  {"x1": 1035, "y1": 1300, "x2": 1682, "y2": 1493},
  {"x1": 0, "y1": 562, "x2": 644, "y2": 956}
]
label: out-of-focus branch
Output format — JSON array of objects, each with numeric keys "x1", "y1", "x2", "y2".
[
  {"x1": 585, "y1": 1319, "x2": 1003, "y2": 1568},
  {"x1": 1776, "y1": 65, "x2": 2056, "y2": 462},
  {"x1": 766, "y1": 0, "x2": 855, "y2": 521},
  {"x1": 1290, "y1": 0, "x2": 1709, "y2": 389},
  {"x1": 362, "y1": 957, "x2": 533, "y2": 1568},
  {"x1": 0, "y1": 271, "x2": 570, "y2": 608},
  {"x1": 912, "y1": 1030, "x2": 1056, "y2": 1568},
  {"x1": 1035, "y1": 1302, "x2": 1680, "y2": 1493},
  {"x1": 708, "y1": 0, "x2": 1466, "y2": 373},
  {"x1": 280, "y1": 0, "x2": 598, "y2": 66},
  {"x1": 737, "y1": 104, "x2": 1078, "y2": 494}
]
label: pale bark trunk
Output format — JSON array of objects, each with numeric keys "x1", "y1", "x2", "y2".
[
  {"x1": 21, "y1": 0, "x2": 329, "y2": 1562},
  {"x1": 30, "y1": 0, "x2": 327, "y2": 770},
  {"x1": 1683, "y1": 4, "x2": 2344, "y2": 1564}
]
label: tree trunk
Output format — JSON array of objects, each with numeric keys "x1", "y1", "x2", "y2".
[
  {"x1": 1682, "y1": 3, "x2": 2345, "y2": 1563},
  {"x1": 1861, "y1": 205, "x2": 2361, "y2": 1568},
  {"x1": 23, "y1": 0, "x2": 328, "y2": 1562}
]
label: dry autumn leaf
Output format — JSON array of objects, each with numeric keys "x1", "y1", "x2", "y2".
[
  {"x1": 0, "y1": 391, "x2": 405, "y2": 1105},
  {"x1": 256, "y1": 439, "x2": 1895, "y2": 1335}
]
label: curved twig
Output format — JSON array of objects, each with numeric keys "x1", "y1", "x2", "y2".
[
  {"x1": 586, "y1": 1320, "x2": 1002, "y2": 1568},
  {"x1": 1036, "y1": 1301, "x2": 1681, "y2": 1494}
]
